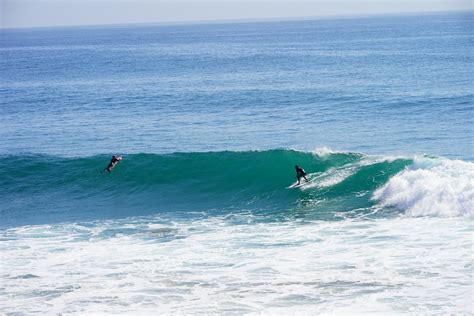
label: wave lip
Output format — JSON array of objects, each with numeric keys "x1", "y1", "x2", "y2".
[{"x1": 373, "y1": 157, "x2": 474, "y2": 218}]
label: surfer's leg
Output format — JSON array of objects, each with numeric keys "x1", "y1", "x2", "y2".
[{"x1": 106, "y1": 162, "x2": 116, "y2": 172}]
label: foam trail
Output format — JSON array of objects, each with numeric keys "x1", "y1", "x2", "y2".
[
  {"x1": 302, "y1": 167, "x2": 354, "y2": 190},
  {"x1": 373, "y1": 158, "x2": 474, "y2": 218}
]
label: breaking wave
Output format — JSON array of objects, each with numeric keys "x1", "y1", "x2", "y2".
[{"x1": 1, "y1": 149, "x2": 472, "y2": 227}]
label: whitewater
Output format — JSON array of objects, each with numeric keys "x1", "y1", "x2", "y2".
[{"x1": 1, "y1": 216, "x2": 472, "y2": 314}]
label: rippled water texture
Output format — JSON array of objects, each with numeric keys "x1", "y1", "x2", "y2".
[{"x1": 1, "y1": 12, "x2": 473, "y2": 159}]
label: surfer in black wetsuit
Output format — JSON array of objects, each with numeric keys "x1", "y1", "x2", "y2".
[
  {"x1": 104, "y1": 155, "x2": 123, "y2": 173},
  {"x1": 295, "y1": 165, "x2": 308, "y2": 185}
]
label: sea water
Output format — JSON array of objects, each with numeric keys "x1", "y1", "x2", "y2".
[{"x1": 0, "y1": 12, "x2": 473, "y2": 314}]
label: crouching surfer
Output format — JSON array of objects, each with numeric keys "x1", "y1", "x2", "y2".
[
  {"x1": 104, "y1": 155, "x2": 123, "y2": 173},
  {"x1": 295, "y1": 165, "x2": 308, "y2": 185}
]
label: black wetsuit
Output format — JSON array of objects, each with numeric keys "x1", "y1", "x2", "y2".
[
  {"x1": 296, "y1": 166, "x2": 307, "y2": 183},
  {"x1": 106, "y1": 157, "x2": 121, "y2": 172}
]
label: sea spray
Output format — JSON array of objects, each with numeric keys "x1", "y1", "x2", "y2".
[{"x1": 373, "y1": 157, "x2": 474, "y2": 218}]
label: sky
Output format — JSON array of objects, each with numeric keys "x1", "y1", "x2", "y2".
[{"x1": 1, "y1": 0, "x2": 472, "y2": 29}]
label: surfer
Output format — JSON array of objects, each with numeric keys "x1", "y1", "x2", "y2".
[
  {"x1": 295, "y1": 165, "x2": 308, "y2": 185},
  {"x1": 104, "y1": 155, "x2": 123, "y2": 173}
]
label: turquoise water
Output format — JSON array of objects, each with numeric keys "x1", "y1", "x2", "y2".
[
  {"x1": 1, "y1": 12, "x2": 473, "y2": 314},
  {"x1": 0, "y1": 150, "x2": 412, "y2": 227}
]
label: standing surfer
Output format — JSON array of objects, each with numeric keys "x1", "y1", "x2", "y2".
[
  {"x1": 295, "y1": 165, "x2": 308, "y2": 185},
  {"x1": 104, "y1": 155, "x2": 123, "y2": 173}
]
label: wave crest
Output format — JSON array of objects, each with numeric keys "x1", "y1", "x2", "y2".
[{"x1": 373, "y1": 158, "x2": 474, "y2": 218}]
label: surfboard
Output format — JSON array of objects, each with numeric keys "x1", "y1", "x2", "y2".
[{"x1": 287, "y1": 181, "x2": 308, "y2": 189}]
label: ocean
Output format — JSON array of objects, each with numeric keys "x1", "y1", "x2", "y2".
[{"x1": 1, "y1": 12, "x2": 473, "y2": 314}]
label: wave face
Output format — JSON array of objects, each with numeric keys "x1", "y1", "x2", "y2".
[{"x1": 1, "y1": 150, "x2": 472, "y2": 227}]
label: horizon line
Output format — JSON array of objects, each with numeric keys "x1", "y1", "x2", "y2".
[{"x1": 1, "y1": 8, "x2": 472, "y2": 31}]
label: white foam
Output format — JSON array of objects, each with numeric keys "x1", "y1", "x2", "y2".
[
  {"x1": 303, "y1": 155, "x2": 393, "y2": 190},
  {"x1": 1, "y1": 216, "x2": 471, "y2": 314},
  {"x1": 373, "y1": 157, "x2": 474, "y2": 218},
  {"x1": 303, "y1": 167, "x2": 354, "y2": 190},
  {"x1": 311, "y1": 146, "x2": 337, "y2": 157}
]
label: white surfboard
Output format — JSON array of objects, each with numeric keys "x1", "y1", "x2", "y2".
[{"x1": 287, "y1": 180, "x2": 309, "y2": 189}]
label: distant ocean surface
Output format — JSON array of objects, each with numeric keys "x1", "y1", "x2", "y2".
[{"x1": 1, "y1": 12, "x2": 473, "y2": 314}]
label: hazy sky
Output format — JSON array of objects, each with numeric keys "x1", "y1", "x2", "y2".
[{"x1": 1, "y1": 0, "x2": 472, "y2": 28}]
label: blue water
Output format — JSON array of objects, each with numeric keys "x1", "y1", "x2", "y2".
[
  {"x1": 1, "y1": 12, "x2": 473, "y2": 159},
  {"x1": 0, "y1": 12, "x2": 473, "y2": 314}
]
